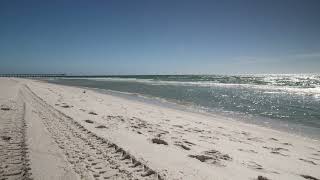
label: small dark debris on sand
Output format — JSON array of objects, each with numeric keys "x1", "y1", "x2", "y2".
[
  {"x1": 95, "y1": 125, "x2": 107, "y2": 129},
  {"x1": 83, "y1": 90, "x2": 86, "y2": 93},
  {"x1": 257, "y1": 176, "x2": 271, "y2": 180},
  {"x1": 175, "y1": 144, "x2": 191, "y2": 150},
  {"x1": 89, "y1": 111, "x2": 98, "y2": 115},
  {"x1": 300, "y1": 175, "x2": 319, "y2": 180},
  {"x1": 61, "y1": 105, "x2": 71, "y2": 108},
  {"x1": 151, "y1": 138, "x2": 168, "y2": 145},
  {"x1": 1, "y1": 136, "x2": 11, "y2": 141},
  {"x1": 269, "y1": 138, "x2": 278, "y2": 141},
  {"x1": 85, "y1": 120, "x2": 94, "y2": 124}
]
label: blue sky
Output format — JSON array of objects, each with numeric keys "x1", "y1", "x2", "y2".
[{"x1": 0, "y1": 0, "x2": 319, "y2": 75}]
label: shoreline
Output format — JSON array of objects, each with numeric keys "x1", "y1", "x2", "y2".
[
  {"x1": 1, "y1": 78, "x2": 319, "y2": 180},
  {"x1": 46, "y1": 79, "x2": 320, "y2": 140},
  {"x1": 93, "y1": 87, "x2": 320, "y2": 141}
]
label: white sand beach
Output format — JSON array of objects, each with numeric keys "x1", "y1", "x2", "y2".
[{"x1": 0, "y1": 78, "x2": 319, "y2": 180}]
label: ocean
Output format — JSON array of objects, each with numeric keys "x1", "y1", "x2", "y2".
[{"x1": 46, "y1": 74, "x2": 320, "y2": 139}]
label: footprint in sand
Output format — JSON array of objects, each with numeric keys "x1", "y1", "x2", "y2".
[
  {"x1": 151, "y1": 138, "x2": 168, "y2": 145},
  {"x1": 84, "y1": 120, "x2": 94, "y2": 124},
  {"x1": 257, "y1": 176, "x2": 271, "y2": 180},
  {"x1": 299, "y1": 158, "x2": 317, "y2": 165},
  {"x1": 269, "y1": 137, "x2": 279, "y2": 141},
  {"x1": 282, "y1": 142, "x2": 293, "y2": 146},
  {"x1": 243, "y1": 161, "x2": 264, "y2": 171},
  {"x1": 188, "y1": 149, "x2": 232, "y2": 166},
  {"x1": 172, "y1": 124, "x2": 183, "y2": 128},
  {"x1": 263, "y1": 146, "x2": 290, "y2": 156},
  {"x1": 300, "y1": 174, "x2": 319, "y2": 180},
  {"x1": 88, "y1": 111, "x2": 98, "y2": 115},
  {"x1": 60, "y1": 104, "x2": 72, "y2": 108},
  {"x1": 183, "y1": 140, "x2": 196, "y2": 146},
  {"x1": 95, "y1": 125, "x2": 107, "y2": 129},
  {"x1": 0, "y1": 106, "x2": 11, "y2": 111},
  {"x1": 247, "y1": 137, "x2": 264, "y2": 143},
  {"x1": 312, "y1": 153, "x2": 320, "y2": 157},
  {"x1": 238, "y1": 148, "x2": 258, "y2": 154},
  {"x1": 174, "y1": 141, "x2": 191, "y2": 150}
]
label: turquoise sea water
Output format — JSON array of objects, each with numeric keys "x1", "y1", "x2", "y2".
[{"x1": 47, "y1": 74, "x2": 320, "y2": 139}]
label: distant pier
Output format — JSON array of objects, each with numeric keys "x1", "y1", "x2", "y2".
[{"x1": 0, "y1": 74, "x2": 66, "y2": 78}]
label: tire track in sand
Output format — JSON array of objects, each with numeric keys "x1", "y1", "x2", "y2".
[
  {"x1": 20, "y1": 85, "x2": 163, "y2": 180},
  {"x1": 0, "y1": 100, "x2": 31, "y2": 180}
]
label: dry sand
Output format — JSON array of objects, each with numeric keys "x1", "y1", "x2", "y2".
[{"x1": 0, "y1": 78, "x2": 319, "y2": 180}]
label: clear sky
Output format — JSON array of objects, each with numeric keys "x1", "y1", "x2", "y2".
[{"x1": 0, "y1": 0, "x2": 319, "y2": 75}]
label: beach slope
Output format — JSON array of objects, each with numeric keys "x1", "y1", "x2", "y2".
[{"x1": 0, "y1": 78, "x2": 319, "y2": 180}]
